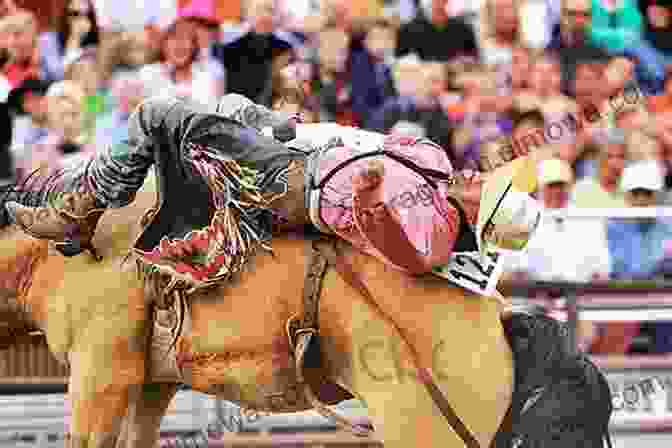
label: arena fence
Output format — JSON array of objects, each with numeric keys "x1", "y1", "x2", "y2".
[
  {"x1": 3, "y1": 277, "x2": 671, "y2": 444},
  {"x1": 500, "y1": 279, "x2": 672, "y2": 434}
]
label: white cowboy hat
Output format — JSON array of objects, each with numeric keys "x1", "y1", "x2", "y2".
[
  {"x1": 620, "y1": 159, "x2": 665, "y2": 193},
  {"x1": 476, "y1": 155, "x2": 541, "y2": 255}
]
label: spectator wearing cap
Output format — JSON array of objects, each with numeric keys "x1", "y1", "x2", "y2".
[
  {"x1": 591, "y1": 159, "x2": 672, "y2": 355},
  {"x1": 138, "y1": 13, "x2": 222, "y2": 110},
  {"x1": 6, "y1": 78, "x2": 50, "y2": 150},
  {"x1": 503, "y1": 158, "x2": 611, "y2": 283},
  {"x1": 589, "y1": 160, "x2": 669, "y2": 355},
  {"x1": 606, "y1": 159, "x2": 672, "y2": 279}
]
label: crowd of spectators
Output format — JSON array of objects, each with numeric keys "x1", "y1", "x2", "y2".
[{"x1": 0, "y1": 0, "x2": 671, "y2": 354}]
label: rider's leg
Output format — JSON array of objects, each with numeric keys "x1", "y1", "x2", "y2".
[
  {"x1": 5, "y1": 95, "x2": 303, "y2": 251},
  {"x1": 216, "y1": 93, "x2": 298, "y2": 142}
]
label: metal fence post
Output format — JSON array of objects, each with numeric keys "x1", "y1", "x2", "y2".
[
  {"x1": 564, "y1": 288, "x2": 579, "y2": 355},
  {"x1": 214, "y1": 398, "x2": 226, "y2": 435}
]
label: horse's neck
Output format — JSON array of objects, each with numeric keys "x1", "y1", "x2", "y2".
[{"x1": 317, "y1": 247, "x2": 504, "y2": 383}]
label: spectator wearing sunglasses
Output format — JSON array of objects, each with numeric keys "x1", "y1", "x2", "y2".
[{"x1": 38, "y1": 0, "x2": 100, "y2": 81}]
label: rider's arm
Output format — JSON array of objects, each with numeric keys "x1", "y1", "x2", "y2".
[
  {"x1": 126, "y1": 95, "x2": 191, "y2": 150},
  {"x1": 216, "y1": 93, "x2": 289, "y2": 131}
]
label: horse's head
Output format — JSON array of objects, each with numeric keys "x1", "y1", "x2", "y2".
[{"x1": 0, "y1": 172, "x2": 159, "y2": 354}]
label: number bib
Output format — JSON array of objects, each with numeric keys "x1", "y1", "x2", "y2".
[{"x1": 432, "y1": 251, "x2": 504, "y2": 297}]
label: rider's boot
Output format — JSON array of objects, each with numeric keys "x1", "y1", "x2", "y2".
[{"x1": 5, "y1": 190, "x2": 107, "y2": 259}]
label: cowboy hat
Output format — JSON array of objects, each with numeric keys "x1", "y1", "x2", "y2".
[{"x1": 476, "y1": 155, "x2": 541, "y2": 256}]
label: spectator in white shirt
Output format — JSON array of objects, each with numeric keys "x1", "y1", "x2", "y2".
[{"x1": 503, "y1": 157, "x2": 612, "y2": 282}]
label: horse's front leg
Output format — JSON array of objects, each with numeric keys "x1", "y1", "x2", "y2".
[
  {"x1": 67, "y1": 374, "x2": 135, "y2": 448},
  {"x1": 66, "y1": 319, "x2": 148, "y2": 447},
  {"x1": 115, "y1": 383, "x2": 179, "y2": 448}
]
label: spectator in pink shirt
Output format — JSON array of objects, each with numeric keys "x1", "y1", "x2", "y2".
[{"x1": 138, "y1": 14, "x2": 223, "y2": 109}]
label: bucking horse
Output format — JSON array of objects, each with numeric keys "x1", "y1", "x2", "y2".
[{"x1": 0, "y1": 111, "x2": 612, "y2": 448}]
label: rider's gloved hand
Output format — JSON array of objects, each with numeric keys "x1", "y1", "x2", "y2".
[{"x1": 272, "y1": 119, "x2": 297, "y2": 142}]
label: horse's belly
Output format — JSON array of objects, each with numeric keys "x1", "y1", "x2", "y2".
[{"x1": 169, "y1": 332, "x2": 314, "y2": 413}]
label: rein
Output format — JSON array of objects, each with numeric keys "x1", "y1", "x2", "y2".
[{"x1": 287, "y1": 238, "x2": 481, "y2": 447}]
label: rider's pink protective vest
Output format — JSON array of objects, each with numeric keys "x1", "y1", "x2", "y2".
[{"x1": 315, "y1": 135, "x2": 462, "y2": 274}]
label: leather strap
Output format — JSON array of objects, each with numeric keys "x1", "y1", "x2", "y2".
[
  {"x1": 288, "y1": 238, "x2": 372, "y2": 437},
  {"x1": 289, "y1": 238, "x2": 481, "y2": 447}
]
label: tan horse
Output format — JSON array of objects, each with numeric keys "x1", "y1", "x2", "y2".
[{"x1": 0, "y1": 173, "x2": 514, "y2": 448}]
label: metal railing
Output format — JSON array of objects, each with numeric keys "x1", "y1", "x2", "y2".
[
  {"x1": 0, "y1": 390, "x2": 216, "y2": 446},
  {"x1": 499, "y1": 279, "x2": 672, "y2": 354},
  {"x1": 0, "y1": 391, "x2": 371, "y2": 446}
]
